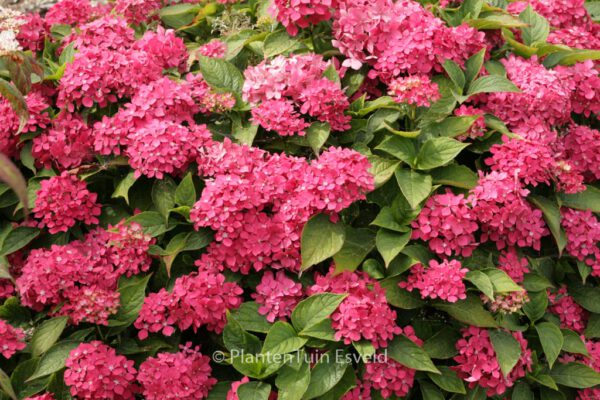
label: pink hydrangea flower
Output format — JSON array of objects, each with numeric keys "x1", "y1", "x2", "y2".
[
  {"x1": 60, "y1": 285, "x2": 120, "y2": 325},
  {"x1": 199, "y1": 40, "x2": 227, "y2": 58},
  {"x1": 64, "y1": 341, "x2": 138, "y2": 399},
  {"x1": 453, "y1": 326, "x2": 532, "y2": 396},
  {"x1": 33, "y1": 172, "x2": 101, "y2": 234},
  {"x1": 411, "y1": 190, "x2": 479, "y2": 257},
  {"x1": 271, "y1": 0, "x2": 338, "y2": 36},
  {"x1": 137, "y1": 343, "x2": 217, "y2": 400},
  {"x1": 134, "y1": 26, "x2": 188, "y2": 72},
  {"x1": 251, "y1": 271, "x2": 304, "y2": 322},
  {"x1": 135, "y1": 260, "x2": 243, "y2": 339},
  {"x1": 0, "y1": 320, "x2": 26, "y2": 359},
  {"x1": 562, "y1": 124, "x2": 600, "y2": 181},
  {"x1": 389, "y1": 75, "x2": 440, "y2": 107},
  {"x1": 31, "y1": 113, "x2": 93, "y2": 170},
  {"x1": 113, "y1": 0, "x2": 164, "y2": 24},
  {"x1": 297, "y1": 78, "x2": 351, "y2": 131},
  {"x1": 363, "y1": 326, "x2": 422, "y2": 398},
  {"x1": 310, "y1": 267, "x2": 401, "y2": 348},
  {"x1": 44, "y1": 0, "x2": 94, "y2": 25},
  {"x1": 482, "y1": 56, "x2": 571, "y2": 127},
  {"x1": 549, "y1": 25, "x2": 600, "y2": 50},
  {"x1": 561, "y1": 208, "x2": 600, "y2": 277},
  {"x1": 508, "y1": 0, "x2": 591, "y2": 28},
  {"x1": 548, "y1": 287, "x2": 589, "y2": 333},
  {"x1": 64, "y1": 15, "x2": 135, "y2": 51},
  {"x1": 498, "y1": 248, "x2": 529, "y2": 283},
  {"x1": 0, "y1": 279, "x2": 14, "y2": 300},
  {"x1": 400, "y1": 259, "x2": 468, "y2": 303},
  {"x1": 17, "y1": 13, "x2": 48, "y2": 51},
  {"x1": 126, "y1": 121, "x2": 212, "y2": 179},
  {"x1": 556, "y1": 61, "x2": 600, "y2": 118},
  {"x1": 25, "y1": 394, "x2": 55, "y2": 400},
  {"x1": 470, "y1": 171, "x2": 549, "y2": 250},
  {"x1": 251, "y1": 99, "x2": 310, "y2": 136}
]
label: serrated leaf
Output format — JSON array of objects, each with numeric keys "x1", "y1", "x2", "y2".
[
  {"x1": 415, "y1": 137, "x2": 469, "y2": 170},
  {"x1": 394, "y1": 169, "x2": 432, "y2": 208},
  {"x1": 550, "y1": 362, "x2": 600, "y2": 388},
  {"x1": 291, "y1": 293, "x2": 346, "y2": 332},
  {"x1": 467, "y1": 75, "x2": 521, "y2": 96},
  {"x1": 30, "y1": 316, "x2": 68, "y2": 357},
  {"x1": 535, "y1": 322, "x2": 563, "y2": 368},
  {"x1": 263, "y1": 322, "x2": 307, "y2": 355},
  {"x1": 387, "y1": 334, "x2": 440, "y2": 374},
  {"x1": 489, "y1": 329, "x2": 522, "y2": 377},
  {"x1": 433, "y1": 296, "x2": 498, "y2": 327},
  {"x1": 376, "y1": 229, "x2": 411, "y2": 267},
  {"x1": 174, "y1": 173, "x2": 196, "y2": 207}
]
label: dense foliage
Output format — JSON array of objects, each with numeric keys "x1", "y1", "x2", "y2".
[{"x1": 1, "y1": 0, "x2": 600, "y2": 399}]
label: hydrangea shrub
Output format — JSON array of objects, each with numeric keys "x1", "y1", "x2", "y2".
[{"x1": 0, "y1": 0, "x2": 600, "y2": 399}]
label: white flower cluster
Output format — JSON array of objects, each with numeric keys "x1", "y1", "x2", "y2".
[{"x1": 0, "y1": 7, "x2": 24, "y2": 53}]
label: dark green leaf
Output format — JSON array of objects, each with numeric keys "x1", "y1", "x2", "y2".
[
  {"x1": 535, "y1": 322, "x2": 563, "y2": 368},
  {"x1": 238, "y1": 381, "x2": 271, "y2": 400},
  {"x1": 427, "y1": 366, "x2": 465, "y2": 394},
  {"x1": 291, "y1": 293, "x2": 346, "y2": 332},
  {"x1": 300, "y1": 214, "x2": 346, "y2": 271},
  {"x1": 303, "y1": 350, "x2": 350, "y2": 399},
  {"x1": 0, "y1": 227, "x2": 39, "y2": 256},
  {"x1": 28, "y1": 341, "x2": 80, "y2": 381},
  {"x1": 175, "y1": 173, "x2": 196, "y2": 207},
  {"x1": 107, "y1": 274, "x2": 151, "y2": 328},
  {"x1": 489, "y1": 329, "x2": 522, "y2": 377},
  {"x1": 376, "y1": 229, "x2": 411, "y2": 267},
  {"x1": 529, "y1": 195, "x2": 567, "y2": 255},
  {"x1": 415, "y1": 138, "x2": 470, "y2": 170},
  {"x1": 467, "y1": 75, "x2": 521, "y2": 96},
  {"x1": 394, "y1": 169, "x2": 432, "y2": 208},
  {"x1": 30, "y1": 316, "x2": 68, "y2": 357},
  {"x1": 433, "y1": 296, "x2": 498, "y2": 328},
  {"x1": 333, "y1": 227, "x2": 375, "y2": 272},
  {"x1": 263, "y1": 322, "x2": 307, "y2": 355},
  {"x1": 550, "y1": 362, "x2": 600, "y2": 388},
  {"x1": 387, "y1": 334, "x2": 440, "y2": 374}
]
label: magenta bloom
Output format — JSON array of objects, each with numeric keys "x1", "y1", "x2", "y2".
[
  {"x1": 64, "y1": 341, "x2": 138, "y2": 399},
  {"x1": 33, "y1": 172, "x2": 101, "y2": 234},
  {"x1": 549, "y1": 287, "x2": 589, "y2": 334},
  {"x1": 138, "y1": 343, "x2": 217, "y2": 400},
  {"x1": 252, "y1": 271, "x2": 304, "y2": 322},
  {"x1": 0, "y1": 320, "x2": 26, "y2": 359},
  {"x1": 389, "y1": 75, "x2": 440, "y2": 107},
  {"x1": 561, "y1": 208, "x2": 600, "y2": 276},
  {"x1": 400, "y1": 259, "x2": 468, "y2": 303}
]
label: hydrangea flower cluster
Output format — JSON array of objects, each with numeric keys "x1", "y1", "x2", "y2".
[
  {"x1": 251, "y1": 271, "x2": 304, "y2": 322},
  {"x1": 400, "y1": 259, "x2": 468, "y2": 303},
  {"x1": 389, "y1": 75, "x2": 441, "y2": 107},
  {"x1": 0, "y1": 319, "x2": 26, "y2": 359},
  {"x1": 137, "y1": 344, "x2": 216, "y2": 400},
  {"x1": 64, "y1": 341, "x2": 138, "y2": 399},
  {"x1": 561, "y1": 208, "x2": 600, "y2": 276},
  {"x1": 549, "y1": 287, "x2": 589, "y2": 333},
  {"x1": 411, "y1": 190, "x2": 478, "y2": 257},
  {"x1": 134, "y1": 259, "x2": 243, "y2": 339},
  {"x1": 243, "y1": 54, "x2": 350, "y2": 135},
  {"x1": 309, "y1": 267, "x2": 401, "y2": 348},
  {"x1": 32, "y1": 172, "x2": 101, "y2": 234},
  {"x1": 453, "y1": 327, "x2": 533, "y2": 396}
]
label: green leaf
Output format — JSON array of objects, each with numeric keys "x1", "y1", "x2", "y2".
[
  {"x1": 465, "y1": 48, "x2": 486, "y2": 86},
  {"x1": 512, "y1": 382, "x2": 534, "y2": 400},
  {"x1": 126, "y1": 211, "x2": 167, "y2": 237},
  {"x1": 0, "y1": 369, "x2": 16, "y2": 400},
  {"x1": 443, "y1": 60, "x2": 466, "y2": 91},
  {"x1": 387, "y1": 334, "x2": 440, "y2": 374},
  {"x1": 489, "y1": 329, "x2": 522, "y2": 377},
  {"x1": 367, "y1": 156, "x2": 401, "y2": 188},
  {"x1": 519, "y1": 6, "x2": 550, "y2": 45},
  {"x1": 558, "y1": 186, "x2": 600, "y2": 212},
  {"x1": 394, "y1": 169, "x2": 432, "y2": 208},
  {"x1": 586, "y1": 2, "x2": 600, "y2": 22},
  {"x1": 175, "y1": 173, "x2": 196, "y2": 207},
  {"x1": 375, "y1": 136, "x2": 418, "y2": 166},
  {"x1": 0, "y1": 80, "x2": 28, "y2": 134},
  {"x1": 323, "y1": 64, "x2": 341, "y2": 85},
  {"x1": 375, "y1": 229, "x2": 411, "y2": 267},
  {"x1": 523, "y1": 290, "x2": 548, "y2": 322},
  {"x1": 0, "y1": 227, "x2": 39, "y2": 256},
  {"x1": 263, "y1": 30, "x2": 305, "y2": 57},
  {"x1": 263, "y1": 322, "x2": 307, "y2": 355},
  {"x1": 550, "y1": 362, "x2": 600, "y2": 388},
  {"x1": 159, "y1": 3, "x2": 202, "y2": 28},
  {"x1": 223, "y1": 314, "x2": 262, "y2": 354},
  {"x1": 529, "y1": 196, "x2": 567, "y2": 255},
  {"x1": 544, "y1": 50, "x2": 600, "y2": 67},
  {"x1": 305, "y1": 122, "x2": 330, "y2": 155},
  {"x1": 569, "y1": 283, "x2": 600, "y2": 313},
  {"x1": 297, "y1": 319, "x2": 337, "y2": 341},
  {"x1": 238, "y1": 381, "x2": 271, "y2": 400},
  {"x1": 428, "y1": 366, "x2": 466, "y2": 394},
  {"x1": 30, "y1": 316, "x2": 68, "y2": 357},
  {"x1": 561, "y1": 329, "x2": 589, "y2": 356},
  {"x1": 352, "y1": 341, "x2": 375, "y2": 362},
  {"x1": 425, "y1": 115, "x2": 480, "y2": 139},
  {"x1": 483, "y1": 269, "x2": 523, "y2": 293},
  {"x1": 415, "y1": 137, "x2": 470, "y2": 170},
  {"x1": 584, "y1": 313, "x2": 600, "y2": 339},
  {"x1": 198, "y1": 56, "x2": 245, "y2": 102},
  {"x1": 276, "y1": 358, "x2": 310, "y2": 400},
  {"x1": 522, "y1": 272, "x2": 553, "y2": 292},
  {"x1": 318, "y1": 367, "x2": 356, "y2": 400},
  {"x1": 292, "y1": 293, "x2": 346, "y2": 333},
  {"x1": 420, "y1": 381, "x2": 444, "y2": 400},
  {"x1": 381, "y1": 275, "x2": 425, "y2": 309},
  {"x1": 466, "y1": 14, "x2": 528, "y2": 29},
  {"x1": 433, "y1": 296, "x2": 498, "y2": 328},
  {"x1": 466, "y1": 270, "x2": 495, "y2": 299},
  {"x1": 230, "y1": 302, "x2": 272, "y2": 333},
  {"x1": 300, "y1": 214, "x2": 346, "y2": 271},
  {"x1": 112, "y1": 172, "x2": 136, "y2": 205},
  {"x1": 333, "y1": 227, "x2": 376, "y2": 273},
  {"x1": 151, "y1": 178, "x2": 176, "y2": 221},
  {"x1": 231, "y1": 113, "x2": 259, "y2": 145},
  {"x1": 302, "y1": 351, "x2": 350, "y2": 399},
  {"x1": 107, "y1": 274, "x2": 151, "y2": 328},
  {"x1": 431, "y1": 165, "x2": 478, "y2": 189},
  {"x1": 535, "y1": 322, "x2": 563, "y2": 368},
  {"x1": 28, "y1": 341, "x2": 80, "y2": 381},
  {"x1": 423, "y1": 330, "x2": 461, "y2": 359},
  {"x1": 467, "y1": 75, "x2": 521, "y2": 96}
]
